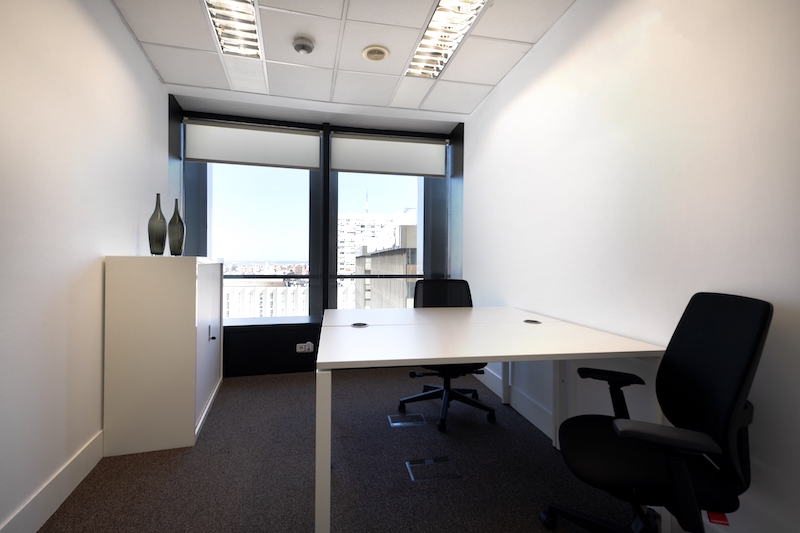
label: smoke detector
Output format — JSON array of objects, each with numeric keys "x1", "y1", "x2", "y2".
[
  {"x1": 293, "y1": 36, "x2": 314, "y2": 55},
  {"x1": 362, "y1": 45, "x2": 389, "y2": 62}
]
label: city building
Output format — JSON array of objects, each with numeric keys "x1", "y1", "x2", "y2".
[{"x1": 355, "y1": 225, "x2": 418, "y2": 309}]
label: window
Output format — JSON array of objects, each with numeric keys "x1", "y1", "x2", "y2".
[
  {"x1": 209, "y1": 163, "x2": 310, "y2": 318},
  {"x1": 336, "y1": 172, "x2": 421, "y2": 309},
  {"x1": 182, "y1": 117, "x2": 459, "y2": 321}
]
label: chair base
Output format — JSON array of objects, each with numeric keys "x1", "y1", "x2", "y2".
[
  {"x1": 399, "y1": 377, "x2": 496, "y2": 432},
  {"x1": 540, "y1": 503, "x2": 660, "y2": 533}
]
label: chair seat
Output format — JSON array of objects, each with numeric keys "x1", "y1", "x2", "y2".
[
  {"x1": 559, "y1": 415, "x2": 743, "y2": 513},
  {"x1": 422, "y1": 363, "x2": 486, "y2": 378}
]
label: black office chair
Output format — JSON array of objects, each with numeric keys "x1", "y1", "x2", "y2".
[
  {"x1": 398, "y1": 279, "x2": 496, "y2": 432},
  {"x1": 540, "y1": 292, "x2": 773, "y2": 533}
]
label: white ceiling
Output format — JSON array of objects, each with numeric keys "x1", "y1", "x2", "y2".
[{"x1": 112, "y1": 0, "x2": 575, "y2": 133}]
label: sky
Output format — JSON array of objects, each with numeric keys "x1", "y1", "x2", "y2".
[{"x1": 209, "y1": 163, "x2": 419, "y2": 263}]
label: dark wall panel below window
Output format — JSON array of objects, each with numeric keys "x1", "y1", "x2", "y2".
[{"x1": 222, "y1": 322, "x2": 321, "y2": 376}]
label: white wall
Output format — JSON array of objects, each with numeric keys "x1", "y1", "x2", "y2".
[
  {"x1": 465, "y1": 1, "x2": 800, "y2": 531},
  {"x1": 0, "y1": 0, "x2": 168, "y2": 530}
]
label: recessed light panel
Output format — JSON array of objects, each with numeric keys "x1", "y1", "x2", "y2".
[
  {"x1": 405, "y1": 0, "x2": 487, "y2": 78},
  {"x1": 205, "y1": 0, "x2": 262, "y2": 58}
]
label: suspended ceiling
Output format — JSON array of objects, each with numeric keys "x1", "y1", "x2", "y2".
[{"x1": 112, "y1": 0, "x2": 575, "y2": 133}]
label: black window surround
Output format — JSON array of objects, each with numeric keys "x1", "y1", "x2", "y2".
[{"x1": 175, "y1": 102, "x2": 464, "y2": 321}]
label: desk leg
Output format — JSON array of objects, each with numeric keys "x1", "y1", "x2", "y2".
[
  {"x1": 501, "y1": 362, "x2": 511, "y2": 404},
  {"x1": 552, "y1": 360, "x2": 569, "y2": 449},
  {"x1": 315, "y1": 369, "x2": 332, "y2": 533}
]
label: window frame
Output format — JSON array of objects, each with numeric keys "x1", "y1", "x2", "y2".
[{"x1": 180, "y1": 111, "x2": 462, "y2": 320}]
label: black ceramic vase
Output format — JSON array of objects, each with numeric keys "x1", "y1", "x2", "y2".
[
  {"x1": 168, "y1": 199, "x2": 185, "y2": 256},
  {"x1": 148, "y1": 193, "x2": 166, "y2": 255}
]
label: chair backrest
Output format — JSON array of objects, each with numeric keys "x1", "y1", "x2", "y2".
[
  {"x1": 414, "y1": 279, "x2": 473, "y2": 308},
  {"x1": 656, "y1": 292, "x2": 772, "y2": 489}
]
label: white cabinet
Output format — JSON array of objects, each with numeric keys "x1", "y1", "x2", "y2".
[{"x1": 103, "y1": 256, "x2": 223, "y2": 456}]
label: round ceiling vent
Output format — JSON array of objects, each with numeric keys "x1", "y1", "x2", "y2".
[
  {"x1": 293, "y1": 36, "x2": 314, "y2": 55},
  {"x1": 362, "y1": 45, "x2": 389, "y2": 62}
]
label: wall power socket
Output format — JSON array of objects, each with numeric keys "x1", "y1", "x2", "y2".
[{"x1": 296, "y1": 341, "x2": 315, "y2": 353}]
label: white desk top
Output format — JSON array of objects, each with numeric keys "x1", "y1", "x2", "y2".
[
  {"x1": 317, "y1": 307, "x2": 663, "y2": 370},
  {"x1": 321, "y1": 306, "x2": 554, "y2": 327}
]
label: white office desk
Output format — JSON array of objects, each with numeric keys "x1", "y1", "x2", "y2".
[{"x1": 314, "y1": 307, "x2": 664, "y2": 533}]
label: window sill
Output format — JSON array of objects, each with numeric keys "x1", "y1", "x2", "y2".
[{"x1": 224, "y1": 316, "x2": 321, "y2": 327}]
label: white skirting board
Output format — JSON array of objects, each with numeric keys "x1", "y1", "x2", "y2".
[
  {"x1": 195, "y1": 376, "x2": 222, "y2": 442},
  {"x1": 473, "y1": 364, "x2": 504, "y2": 398},
  {"x1": 474, "y1": 366, "x2": 554, "y2": 440},
  {"x1": 1, "y1": 374, "x2": 221, "y2": 533},
  {"x1": 0, "y1": 432, "x2": 102, "y2": 533}
]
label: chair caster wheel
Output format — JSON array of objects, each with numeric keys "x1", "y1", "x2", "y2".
[
  {"x1": 398, "y1": 403, "x2": 406, "y2": 413},
  {"x1": 539, "y1": 509, "x2": 558, "y2": 530},
  {"x1": 487, "y1": 412, "x2": 496, "y2": 423},
  {"x1": 437, "y1": 420, "x2": 447, "y2": 432}
]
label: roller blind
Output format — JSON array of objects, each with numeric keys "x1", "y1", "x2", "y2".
[
  {"x1": 331, "y1": 134, "x2": 446, "y2": 177},
  {"x1": 185, "y1": 122, "x2": 320, "y2": 169}
]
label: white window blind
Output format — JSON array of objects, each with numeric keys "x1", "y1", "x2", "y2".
[
  {"x1": 331, "y1": 134, "x2": 446, "y2": 177},
  {"x1": 185, "y1": 122, "x2": 320, "y2": 169}
]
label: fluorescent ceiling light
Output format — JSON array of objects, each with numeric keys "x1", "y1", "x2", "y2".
[
  {"x1": 205, "y1": 0, "x2": 261, "y2": 58},
  {"x1": 405, "y1": 0, "x2": 487, "y2": 78}
]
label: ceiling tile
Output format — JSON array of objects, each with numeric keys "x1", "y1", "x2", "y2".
[
  {"x1": 420, "y1": 81, "x2": 493, "y2": 114},
  {"x1": 333, "y1": 72, "x2": 399, "y2": 106},
  {"x1": 259, "y1": 0, "x2": 344, "y2": 19},
  {"x1": 346, "y1": 0, "x2": 435, "y2": 29},
  {"x1": 142, "y1": 44, "x2": 229, "y2": 89},
  {"x1": 113, "y1": 0, "x2": 217, "y2": 51},
  {"x1": 266, "y1": 63, "x2": 333, "y2": 102},
  {"x1": 337, "y1": 21, "x2": 420, "y2": 76},
  {"x1": 439, "y1": 37, "x2": 531, "y2": 85},
  {"x1": 390, "y1": 77, "x2": 435, "y2": 109},
  {"x1": 223, "y1": 57, "x2": 268, "y2": 94},
  {"x1": 260, "y1": 9, "x2": 341, "y2": 69},
  {"x1": 471, "y1": 0, "x2": 575, "y2": 43},
  {"x1": 113, "y1": 0, "x2": 572, "y2": 129}
]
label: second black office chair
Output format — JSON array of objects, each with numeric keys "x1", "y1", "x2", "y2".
[
  {"x1": 398, "y1": 279, "x2": 496, "y2": 432},
  {"x1": 540, "y1": 292, "x2": 773, "y2": 533}
]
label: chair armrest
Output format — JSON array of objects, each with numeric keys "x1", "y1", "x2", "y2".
[
  {"x1": 577, "y1": 367, "x2": 645, "y2": 387},
  {"x1": 613, "y1": 419, "x2": 722, "y2": 455},
  {"x1": 577, "y1": 368, "x2": 645, "y2": 419}
]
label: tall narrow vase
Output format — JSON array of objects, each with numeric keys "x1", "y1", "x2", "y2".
[
  {"x1": 148, "y1": 193, "x2": 166, "y2": 255},
  {"x1": 168, "y1": 199, "x2": 185, "y2": 256}
]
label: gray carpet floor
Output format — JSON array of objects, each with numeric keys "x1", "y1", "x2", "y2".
[{"x1": 39, "y1": 368, "x2": 634, "y2": 532}]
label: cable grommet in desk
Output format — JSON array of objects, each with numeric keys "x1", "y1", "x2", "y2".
[{"x1": 524, "y1": 319, "x2": 542, "y2": 324}]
